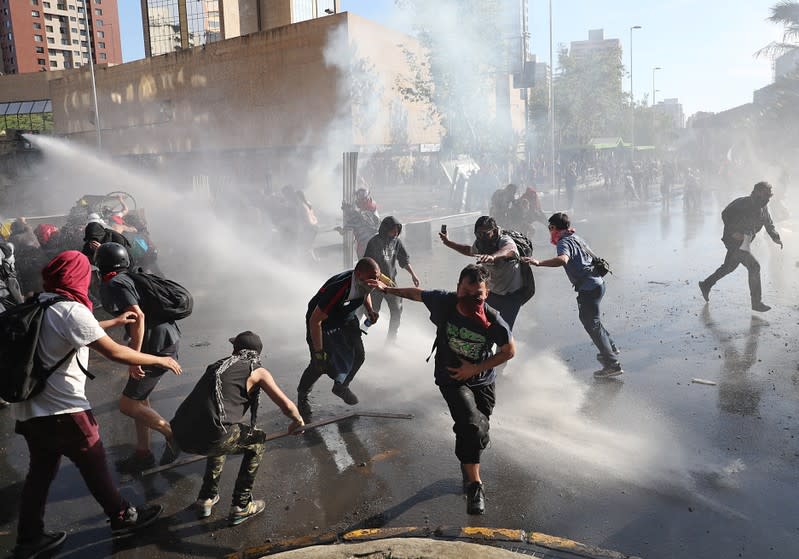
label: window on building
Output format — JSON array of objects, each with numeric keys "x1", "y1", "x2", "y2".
[
  {"x1": 69, "y1": 16, "x2": 75, "y2": 21},
  {"x1": 71, "y1": 39, "x2": 77, "y2": 44},
  {"x1": 50, "y1": 60, "x2": 57, "y2": 67},
  {"x1": 35, "y1": 46, "x2": 44, "y2": 52},
  {"x1": 94, "y1": 8, "x2": 101, "y2": 15},
  {"x1": 34, "y1": 34, "x2": 43, "y2": 41},
  {"x1": 95, "y1": 19, "x2": 102, "y2": 26},
  {"x1": 43, "y1": 1, "x2": 50, "y2": 6},
  {"x1": 57, "y1": 3, "x2": 65, "y2": 9},
  {"x1": 98, "y1": 41, "x2": 104, "y2": 48},
  {"x1": 37, "y1": 58, "x2": 45, "y2": 64},
  {"x1": 33, "y1": 22, "x2": 41, "y2": 29},
  {"x1": 71, "y1": 27, "x2": 76, "y2": 32},
  {"x1": 64, "y1": 61, "x2": 71, "y2": 68},
  {"x1": 47, "y1": 36, "x2": 54, "y2": 43},
  {"x1": 97, "y1": 30, "x2": 104, "y2": 38},
  {"x1": 45, "y1": 24, "x2": 52, "y2": 31},
  {"x1": 31, "y1": 9, "x2": 40, "y2": 16},
  {"x1": 68, "y1": 4, "x2": 75, "y2": 10},
  {"x1": 80, "y1": 40, "x2": 86, "y2": 46},
  {"x1": 76, "y1": 6, "x2": 83, "y2": 13},
  {"x1": 99, "y1": 52, "x2": 106, "y2": 59},
  {"x1": 79, "y1": 29, "x2": 85, "y2": 35},
  {"x1": 74, "y1": 61, "x2": 80, "y2": 66},
  {"x1": 60, "y1": 39, "x2": 67, "y2": 45},
  {"x1": 31, "y1": 0, "x2": 39, "y2": 5}
]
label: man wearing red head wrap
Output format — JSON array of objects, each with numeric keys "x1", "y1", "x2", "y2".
[{"x1": 10, "y1": 251, "x2": 183, "y2": 559}]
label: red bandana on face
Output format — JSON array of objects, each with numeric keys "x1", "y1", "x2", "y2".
[
  {"x1": 42, "y1": 250, "x2": 93, "y2": 310},
  {"x1": 457, "y1": 295, "x2": 490, "y2": 328},
  {"x1": 550, "y1": 227, "x2": 576, "y2": 245}
]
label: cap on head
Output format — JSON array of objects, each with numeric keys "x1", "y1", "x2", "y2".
[{"x1": 229, "y1": 330, "x2": 263, "y2": 354}]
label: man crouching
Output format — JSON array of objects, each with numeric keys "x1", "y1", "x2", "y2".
[{"x1": 165, "y1": 331, "x2": 304, "y2": 525}]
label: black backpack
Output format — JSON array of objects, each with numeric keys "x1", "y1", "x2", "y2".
[
  {"x1": 127, "y1": 270, "x2": 193, "y2": 325},
  {"x1": 499, "y1": 229, "x2": 536, "y2": 304},
  {"x1": 500, "y1": 229, "x2": 534, "y2": 258},
  {"x1": 0, "y1": 295, "x2": 94, "y2": 403}
]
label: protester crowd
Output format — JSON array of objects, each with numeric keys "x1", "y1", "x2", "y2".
[{"x1": 0, "y1": 162, "x2": 790, "y2": 558}]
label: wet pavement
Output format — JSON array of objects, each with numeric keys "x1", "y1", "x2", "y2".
[{"x1": 1, "y1": 183, "x2": 798, "y2": 559}]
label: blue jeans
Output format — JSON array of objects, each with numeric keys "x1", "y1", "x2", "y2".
[{"x1": 576, "y1": 284, "x2": 619, "y2": 367}]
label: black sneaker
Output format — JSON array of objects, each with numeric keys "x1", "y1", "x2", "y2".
[
  {"x1": 159, "y1": 439, "x2": 181, "y2": 466},
  {"x1": 13, "y1": 531, "x2": 66, "y2": 559},
  {"x1": 593, "y1": 363, "x2": 624, "y2": 379},
  {"x1": 752, "y1": 301, "x2": 771, "y2": 312},
  {"x1": 466, "y1": 481, "x2": 485, "y2": 515},
  {"x1": 297, "y1": 391, "x2": 312, "y2": 420},
  {"x1": 699, "y1": 280, "x2": 711, "y2": 302},
  {"x1": 115, "y1": 451, "x2": 156, "y2": 474},
  {"x1": 110, "y1": 504, "x2": 163, "y2": 536},
  {"x1": 332, "y1": 383, "x2": 359, "y2": 405}
]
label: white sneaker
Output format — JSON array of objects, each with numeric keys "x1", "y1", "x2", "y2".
[{"x1": 195, "y1": 495, "x2": 219, "y2": 519}]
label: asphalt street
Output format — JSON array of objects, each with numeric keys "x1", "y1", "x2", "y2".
[{"x1": 1, "y1": 184, "x2": 797, "y2": 559}]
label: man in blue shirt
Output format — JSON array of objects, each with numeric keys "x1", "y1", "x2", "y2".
[
  {"x1": 369, "y1": 264, "x2": 515, "y2": 515},
  {"x1": 526, "y1": 212, "x2": 622, "y2": 378}
]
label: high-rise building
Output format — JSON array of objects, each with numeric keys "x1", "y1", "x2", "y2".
[
  {"x1": 141, "y1": 0, "x2": 341, "y2": 57},
  {"x1": 0, "y1": 0, "x2": 121, "y2": 74},
  {"x1": 654, "y1": 98, "x2": 684, "y2": 129},
  {"x1": 569, "y1": 29, "x2": 621, "y2": 63}
]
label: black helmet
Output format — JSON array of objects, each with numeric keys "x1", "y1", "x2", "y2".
[{"x1": 95, "y1": 242, "x2": 130, "y2": 274}]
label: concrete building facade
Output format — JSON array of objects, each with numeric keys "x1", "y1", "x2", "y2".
[
  {"x1": 0, "y1": 0, "x2": 121, "y2": 74},
  {"x1": 50, "y1": 12, "x2": 442, "y2": 158}
]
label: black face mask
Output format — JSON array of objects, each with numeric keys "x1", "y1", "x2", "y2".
[
  {"x1": 754, "y1": 195, "x2": 770, "y2": 207},
  {"x1": 475, "y1": 233, "x2": 498, "y2": 253}
]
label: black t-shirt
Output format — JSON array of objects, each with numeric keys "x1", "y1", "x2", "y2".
[
  {"x1": 171, "y1": 357, "x2": 259, "y2": 453},
  {"x1": 422, "y1": 290, "x2": 511, "y2": 387},
  {"x1": 99, "y1": 272, "x2": 180, "y2": 354},
  {"x1": 306, "y1": 270, "x2": 368, "y2": 330}
]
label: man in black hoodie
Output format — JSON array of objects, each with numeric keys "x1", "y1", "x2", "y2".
[
  {"x1": 363, "y1": 216, "x2": 420, "y2": 342},
  {"x1": 699, "y1": 181, "x2": 783, "y2": 312}
]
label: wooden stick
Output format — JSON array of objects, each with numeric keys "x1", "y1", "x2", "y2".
[{"x1": 129, "y1": 411, "x2": 414, "y2": 479}]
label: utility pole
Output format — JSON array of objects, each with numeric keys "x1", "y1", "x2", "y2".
[
  {"x1": 83, "y1": 0, "x2": 101, "y2": 150},
  {"x1": 629, "y1": 25, "x2": 641, "y2": 162}
]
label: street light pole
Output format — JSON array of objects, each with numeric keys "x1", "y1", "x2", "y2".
[
  {"x1": 629, "y1": 25, "x2": 641, "y2": 161},
  {"x1": 82, "y1": 0, "x2": 101, "y2": 150},
  {"x1": 549, "y1": 0, "x2": 555, "y2": 199},
  {"x1": 652, "y1": 66, "x2": 662, "y2": 106}
]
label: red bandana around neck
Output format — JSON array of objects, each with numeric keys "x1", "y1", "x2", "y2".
[
  {"x1": 42, "y1": 250, "x2": 93, "y2": 311},
  {"x1": 550, "y1": 227, "x2": 576, "y2": 246}
]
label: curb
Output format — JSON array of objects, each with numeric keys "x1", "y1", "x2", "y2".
[{"x1": 224, "y1": 526, "x2": 642, "y2": 559}]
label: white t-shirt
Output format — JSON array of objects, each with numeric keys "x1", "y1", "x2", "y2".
[{"x1": 13, "y1": 294, "x2": 107, "y2": 422}]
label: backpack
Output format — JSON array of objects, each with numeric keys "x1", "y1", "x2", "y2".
[
  {"x1": 572, "y1": 236, "x2": 612, "y2": 278},
  {"x1": 499, "y1": 229, "x2": 536, "y2": 304},
  {"x1": 126, "y1": 270, "x2": 193, "y2": 325},
  {"x1": 0, "y1": 296, "x2": 95, "y2": 403},
  {"x1": 500, "y1": 229, "x2": 534, "y2": 258}
]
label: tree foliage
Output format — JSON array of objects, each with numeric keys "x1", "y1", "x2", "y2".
[
  {"x1": 553, "y1": 45, "x2": 627, "y2": 146},
  {"x1": 756, "y1": 1, "x2": 799, "y2": 58},
  {"x1": 393, "y1": 0, "x2": 517, "y2": 156}
]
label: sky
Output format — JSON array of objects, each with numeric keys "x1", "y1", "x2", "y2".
[{"x1": 119, "y1": 0, "x2": 786, "y2": 117}]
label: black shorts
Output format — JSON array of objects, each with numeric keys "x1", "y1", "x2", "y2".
[{"x1": 121, "y1": 343, "x2": 179, "y2": 401}]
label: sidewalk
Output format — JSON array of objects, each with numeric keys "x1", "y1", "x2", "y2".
[{"x1": 226, "y1": 527, "x2": 642, "y2": 559}]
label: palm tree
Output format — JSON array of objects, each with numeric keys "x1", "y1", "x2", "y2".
[{"x1": 756, "y1": 1, "x2": 799, "y2": 59}]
